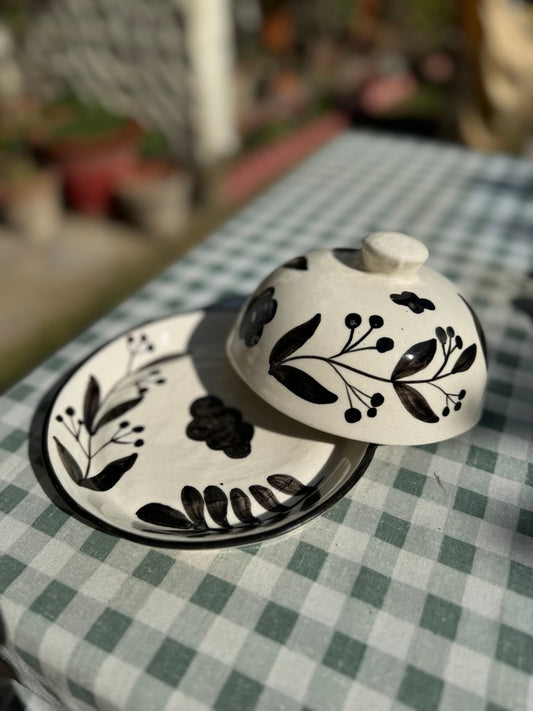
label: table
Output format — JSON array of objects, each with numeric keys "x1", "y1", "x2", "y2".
[{"x1": 1, "y1": 131, "x2": 532, "y2": 711}]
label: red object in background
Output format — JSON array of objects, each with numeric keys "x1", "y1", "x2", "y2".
[
  {"x1": 49, "y1": 122, "x2": 141, "y2": 215},
  {"x1": 360, "y1": 72, "x2": 418, "y2": 116},
  {"x1": 260, "y1": 8, "x2": 295, "y2": 54},
  {"x1": 270, "y1": 70, "x2": 309, "y2": 118},
  {"x1": 419, "y1": 52, "x2": 454, "y2": 84},
  {"x1": 223, "y1": 111, "x2": 348, "y2": 204},
  {"x1": 60, "y1": 147, "x2": 138, "y2": 215}
]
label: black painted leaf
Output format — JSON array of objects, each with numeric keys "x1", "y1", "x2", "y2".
[
  {"x1": 230, "y1": 488, "x2": 258, "y2": 524},
  {"x1": 270, "y1": 364, "x2": 338, "y2": 404},
  {"x1": 84, "y1": 376, "x2": 100, "y2": 434},
  {"x1": 81, "y1": 453, "x2": 138, "y2": 491},
  {"x1": 249, "y1": 485, "x2": 286, "y2": 512},
  {"x1": 451, "y1": 343, "x2": 477, "y2": 374},
  {"x1": 391, "y1": 339, "x2": 437, "y2": 380},
  {"x1": 204, "y1": 485, "x2": 229, "y2": 527},
  {"x1": 459, "y1": 295, "x2": 488, "y2": 366},
  {"x1": 136, "y1": 502, "x2": 193, "y2": 529},
  {"x1": 269, "y1": 314, "x2": 321, "y2": 365},
  {"x1": 181, "y1": 486, "x2": 207, "y2": 528},
  {"x1": 393, "y1": 383, "x2": 439, "y2": 423},
  {"x1": 267, "y1": 474, "x2": 309, "y2": 496},
  {"x1": 54, "y1": 437, "x2": 82, "y2": 484},
  {"x1": 94, "y1": 397, "x2": 142, "y2": 432},
  {"x1": 390, "y1": 291, "x2": 435, "y2": 314},
  {"x1": 283, "y1": 255, "x2": 308, "y2": 270}
]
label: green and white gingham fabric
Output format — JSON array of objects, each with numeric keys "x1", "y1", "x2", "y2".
[{"x1": 1, "y1": 131, "x2": 532, "y2": 711}]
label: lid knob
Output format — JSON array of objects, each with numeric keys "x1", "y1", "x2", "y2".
[{"x1": 362, "y1": 232, "x2": 428, "y2": 278}]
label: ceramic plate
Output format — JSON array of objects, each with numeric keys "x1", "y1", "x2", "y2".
[{"x1": 42, "y1": 308, "x2": 375, "y2": 548}]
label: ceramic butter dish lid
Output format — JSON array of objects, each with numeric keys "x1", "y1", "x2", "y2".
[{"x1": 226, "y1": 232, "x2": 488, "y2": 446}]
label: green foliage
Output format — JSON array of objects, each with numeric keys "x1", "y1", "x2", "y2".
[
  {"x1": 0, "y1": 147, "x2": 39, "y2": 183},
  {"x1": 50, "y1": 100, "x2": 126, "y2": 138},
  {"x1": 1, "y1": 0, "x2": 40, "y2": 42},
  {"x1": 139, "y1": 131, "x2": 169, "y2": 159}
]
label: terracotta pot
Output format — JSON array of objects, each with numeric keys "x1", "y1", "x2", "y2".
[
  {"x1": 260, "y1": 8, "x2": 295, "y2": 54},
  {"x1": 49, "y1": 121, "x2": 142, "y2": 215},
  {"x1": 0, "y1": 168, "x2": 62, "y2": 241},
  {"x1": 114, "y1": 160, "x2": 192, "y2": 238}
]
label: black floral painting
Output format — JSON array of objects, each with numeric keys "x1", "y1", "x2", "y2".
[
  {"x1": 239, "y1": 287, "x2": 278, "y2": 347},
  {"x1": 390, "y1": 291, "x2": 435, "y2": 314},
  {"x1": 53, "y1": 331, "x2": 183, "y2": 491},
  {"x1": 186, "y1": 396, "x2": 254, "y2": 459},
  {"x1": 268, "y1": 310, "x2": 478, "y2": 425},
  {"x1": 135, "y1": 474, "x2": 320, "y2": 533}
]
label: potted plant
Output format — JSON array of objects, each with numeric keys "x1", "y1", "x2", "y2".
[
  {"x1": 114, "y1": 130, "x2": 192, "y2": 239},
  {"x1": 37, "y1": 96, "x2": 141, "y2": 215},
  {"x1": 0, "y1": 144, "x2": 62, "y2": 241},
  {"x1": 0, "y1": 94, "x2": 43, "y2": 141}
]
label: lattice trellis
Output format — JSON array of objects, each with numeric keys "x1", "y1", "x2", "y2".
[{"x1": 22, "y1": 0, "x2": 196, "y2": 161}]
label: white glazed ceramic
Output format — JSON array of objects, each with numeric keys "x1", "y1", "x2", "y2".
[
  {"x1": 43, "y1": 308, "x2": 374, "y2": 548},
  {"x1": 226, "y1": 232, "x2": 488, "y2": 446}
]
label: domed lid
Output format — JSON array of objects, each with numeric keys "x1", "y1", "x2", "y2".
[{"x1": 226, "y1": 232, "x2": 488, "y2": 446}]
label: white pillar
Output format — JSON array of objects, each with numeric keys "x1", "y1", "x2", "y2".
[{"x1": 184, "y1": 0, "x2": 238, "y2": 163}]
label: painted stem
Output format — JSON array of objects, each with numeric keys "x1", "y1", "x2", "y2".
[
  {"x1": 77, "y1": 343, "x2": 188, "y2": 476},
  {"x1": 332, "y1": 326, "x2": 373, "y2": 358},
  {"x1": 432, "y1": 343, "x2": 456, "y2": 379},
  {"x1": 282, "y1": 354, "x2": 456, "y2": 386}
]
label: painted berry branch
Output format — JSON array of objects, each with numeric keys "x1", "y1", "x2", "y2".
[
  {"x1": 53, "y1": 331, "x2": 187, "y2": 491},
  {"x1": 269, "y1": 313, "x2": 477, "y2": 424}
]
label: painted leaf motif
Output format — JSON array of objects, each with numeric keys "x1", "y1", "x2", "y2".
[
  {"x1": 54, "y1": 437, "x2": 82, "y2": 484},
  {"x1": 393, "y1": 383, "x2": 439, "y2": 423},
  {"x1": 269, "y1": 313, "x2": 321, "y2": 365},
  {"x1": 283, "y1": 255, "x2": 308, "y2": 270},
  {"x1": 80, "y1": 453, "x2": 138, "y2": 491},
  {"x1": 84, "y1": 376, "x2": 100, "y2": 434},
  {"x1": 136, "y1": 502, "x2": 194, "y2": 529},
  {"x1": 94, "y1": 397, "x2": 142, "y2": 432},
  {"x1": 230, "y1": 488, "x2": 258, "y2": 524},
  {"x1": 270, "y1": 364, "x2": 338, "y2": 404},
  {"x1": 451, "y1": 343, "x2": 477, "y2": 374},
  {"x1": 181, "y1": 486, "x2": 207, "y2": 528},
  {"x1": 391, "y1": 338, "x2": 437, "y2": 380},
  {"x1": 249, "y1": 485, "x2": 286, "y2": 512},
  {"x1": 267, "y1": 474, "x2": 309, "y2": 496},
  {"x1": 204, "y1": 485, "x2": 229, "y2": 527},
  {"x1": 459, "y1": 295, "x2": 487, "y2": 366},
  {"x1": 390, "y1": 291, "x2": 435, "y2": 314}
]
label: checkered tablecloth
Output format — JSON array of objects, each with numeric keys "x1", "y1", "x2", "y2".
[{"x1": 1, "y1": 131, "x2": 532, "y2": 711}]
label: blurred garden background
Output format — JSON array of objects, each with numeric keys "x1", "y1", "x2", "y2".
[{"x1": 1, "y1": 0, "x2": 532, "y2": 389}]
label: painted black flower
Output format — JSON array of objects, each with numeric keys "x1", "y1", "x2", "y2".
[
  {"x1": 186, "y1": 396, "x2": 254, "y2": 459},
  {"x1": 390, "y1": 291, "x2": 435, "y2": 314},
  {"x1": 239, "y1": 287, "x2": 277, "y2": 347}
]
